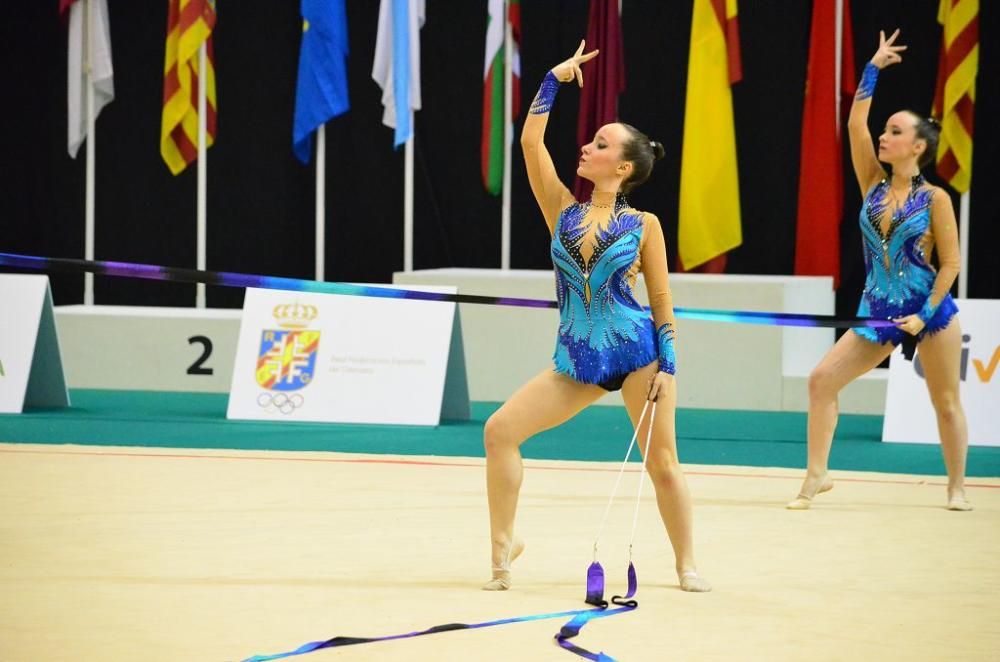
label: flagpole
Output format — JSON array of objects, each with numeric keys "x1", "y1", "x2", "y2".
[
  {"x1": 196, "y1": 42, "x2": 207, "y2": 308},
  {"x1": 315, "y1": 124, "x2": 326, "y2": 281},
  {"x1": 501, "y1": 2, "x2": 512, "y2": 271},
  {"x1": 958, "y1": 191, "x2": 970, "y2": 298},
  {"x1": 83, "y1": 0, "x2": 96, "y2": 306},
  {"x1": 404, "y1": 131, "x2": 414, "y2": 272},
  {"x1": 834, "y1": 0, "x2": 843, "y2": 134}
]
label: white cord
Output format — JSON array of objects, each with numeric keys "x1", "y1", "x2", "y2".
[
  {"x1": 591, "y1": 399, "x2": 650, "y2": 560},
  {"x1": 627, "y1": 401, "x2": 657, "y2": 560}
]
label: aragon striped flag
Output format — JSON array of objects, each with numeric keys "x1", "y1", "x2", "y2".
[
  {"x1": 677, "y1": 0, "x2": 742, "y2": 272},
  {"x1": 161, "y1": 0, "x2": 217, "y2": 176},
  {"x1": 932, "y1": 0, "x2": 978, "y2": 193},
  {"x1": 481, "y1": 0, "x2": 520, "y2": 195}
]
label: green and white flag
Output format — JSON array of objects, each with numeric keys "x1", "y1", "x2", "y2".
[{"x1": 481, "y1": 0, "x2": 520, "y2": 195}]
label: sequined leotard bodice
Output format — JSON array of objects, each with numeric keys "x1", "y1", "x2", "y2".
[
  {"x1": 853, "y1": 175, "x2": 957, "y2": 345},
  {"x1": 550, "y1": 202, "x2": 661, "y2": 384}
]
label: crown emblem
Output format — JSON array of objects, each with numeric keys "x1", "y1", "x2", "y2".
[{"x1": 272, "y1": 302, "x2": 318, "y2": 329}]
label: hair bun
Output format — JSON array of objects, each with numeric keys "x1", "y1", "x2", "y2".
[{"x1": 649, "y1": 140, "x2": 665, "y2": 161}]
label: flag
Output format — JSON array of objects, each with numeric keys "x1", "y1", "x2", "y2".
[
  {"x1": 293, "y1": 0, "x2": 350, "y2": 165},
  {"x1": 481, "y1": 0, "x2": 521, "y2": 195},
  {"x1": 573, "y1": 0, "x2": 625, "y2": 201},
  {"x1": 63, "y1": 0, "x2": 114, "y2": 158},
  {"x1": 161, "y1": 0, "x2": 217, "y2": 176},
  {"x1": 678, "y1": 0, "x2": 742, "y2": 272},
  {"x1": 372, "y1": 0, "x2": 425, "y2": 147},
  {"x1": 794, "y1": 0, "x2": 855, "y2": 288},
  {"x1": 932, "y1": 0, "x2": 978, "y2": 193}
]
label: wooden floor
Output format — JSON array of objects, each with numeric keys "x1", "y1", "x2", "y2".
[{"x1": 1, "y1": 442, "x2": 998, "y2": 662}]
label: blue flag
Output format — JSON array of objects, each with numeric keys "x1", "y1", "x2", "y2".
[
  {"x1": 293, "y1": 0, "x2": 349, "y2": 164},
  {"x1": 372, "y1": 0, "x2": 424, "y2": 147}
]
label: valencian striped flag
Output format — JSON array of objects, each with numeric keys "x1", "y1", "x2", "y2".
[
  {"x1": 481, "y1": 0, "x2": 520, "y2": 195},
  {"x1": 161, "y1": 0, "x2": 217, "y2": 175},
  {"x1": 678, "y1": 0, "x2": 742, "y2": 272},
  {"x1": 932, "y1": 0, "x2": 978, "y2": 193}
]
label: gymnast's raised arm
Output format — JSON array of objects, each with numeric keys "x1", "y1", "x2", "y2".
[
  {"x1": 847, "y1": 29, "x2": 907, "y2": 194},
  {"x1": 519, "y1": 41, "x2": 597, "y2": 233}
]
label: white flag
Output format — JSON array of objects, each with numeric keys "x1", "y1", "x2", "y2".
[
  {"x1": 67, "y1": 0, "x2": 114, "y2": 158},
  {"x1": 371, "y1": 0, "x2": 425, "y2": 146}
]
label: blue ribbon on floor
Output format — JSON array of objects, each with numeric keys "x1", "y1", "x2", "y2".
[
  {"x1": 0, "y1": 252, "x2": 897, "y2": 329},
  {"x1": 240, "y1": 604, "x2": 634, "y2": 662},
  {"x1": 240, "y1": 561, "x2": 643, "y2": 661}
]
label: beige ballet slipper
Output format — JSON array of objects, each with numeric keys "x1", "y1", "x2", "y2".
[
  {"x1": 786, "y1": 475, "x2": 834, "y2": 510},
  {"x1": 482, "y1": 538, "x2": 525, "y2": 591},
  {"x1": 679, "y1": 571, "x2": 712, "y2": 593}
]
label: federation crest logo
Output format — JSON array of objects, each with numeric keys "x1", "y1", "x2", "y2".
[{"x1": 256, "y1": 302, "x2": 320, "y2": 391}]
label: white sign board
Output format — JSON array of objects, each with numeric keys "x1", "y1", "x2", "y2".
[
  {"x1": 227, "y1": 286, "x2": 467, "y2": 426},
  {"x1": 0, "y1": 275, "x2": 70, "y2": 414},
  {"x1": 884, "y1": 299, "x2": 1000, "y2": 446}
]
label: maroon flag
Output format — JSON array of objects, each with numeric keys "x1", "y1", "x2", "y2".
[
  {"x1": 794, "y1": 0, "x2": 855, "y2": 288},
  {"x1": 573, "y1": 0, "x2": 625, "y2": 201}
]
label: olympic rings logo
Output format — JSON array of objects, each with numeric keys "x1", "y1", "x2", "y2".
[{"x1": 257, "y1": 392, "x2": 304, "y2": 415}]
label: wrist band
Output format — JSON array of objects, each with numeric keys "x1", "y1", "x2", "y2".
[
  {"x1": 657, "y1": 323, "x2": 676, "y2": 376},
  {"x1": 916, "y1": 296, "x2": 939, "y2": 325},
  {"x1": 856, "y1": 62, "x2": 879, "y2": 100},
  {"x1": 529, "y1": 71, "x2": 560, "y2": 115}
]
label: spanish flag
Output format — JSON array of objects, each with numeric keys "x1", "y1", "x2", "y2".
[
  {"x1": 932, "y1": 0, "x2": 978, "y2": 193},
  {"x1": 161, "y1": 0, "x2": 217, "y2": 175},
  {"x1": 678, "y1": 0, "x2": 742, "y2": 272}
]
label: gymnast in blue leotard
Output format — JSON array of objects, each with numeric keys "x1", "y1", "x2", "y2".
[
  {"x1": 482, "y1": 42, "x2": 710, "y2": 594},
  {"x1": 550, "y1": 195, "x2": 669, "y2": 390},
  {"x1": 788, "y1": 29, "x2": 971, "y2": 512}
]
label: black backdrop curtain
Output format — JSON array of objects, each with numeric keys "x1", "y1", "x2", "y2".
[{"x1": 2, "y1": 0, "x2": 997, "y2": 313}]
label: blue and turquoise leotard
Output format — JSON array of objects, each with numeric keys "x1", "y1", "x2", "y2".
[
  {"x1": 550, "y1": 201, "x2": 672, "y2": 386},
  {"x1": 853, "y1": 174, "x2": 958, "y2": 346}
]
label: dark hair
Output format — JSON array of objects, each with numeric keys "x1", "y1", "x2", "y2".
[
  {"x1": 619, "y1": 123, "x2": 665, "y2": 194},
  {"x1": 905, "y1": 110, "x2": 941, "y2": 170}
]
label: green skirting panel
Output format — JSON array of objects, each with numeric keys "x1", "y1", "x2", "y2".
[{"x1": 1, "y1": 389, "x2": 998, "y2": 477}]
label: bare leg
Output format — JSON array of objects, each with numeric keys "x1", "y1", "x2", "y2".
[
  {"x1": 620, "y1": 362, "x2": 708, "y2": 591},
  {"x1": 913, "y1": 320, "x2": 971, "y2": 510},
  {"x1": 788, "y1": 331, "x2": 895, "y2": 509},
  {"x1": 483, "y1": 370, "x2": 604, "y2": 589}
]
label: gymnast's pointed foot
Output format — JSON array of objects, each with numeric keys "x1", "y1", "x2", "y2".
[
  {"x1": 482, "y1": 537, "x2": 525, "y2": 591},
  {"x1": 786, "y1": 473, "x2": 834, "y2": 510},
  {"x1": 679, "y1": 570, "x2": 712, "y2": 593}
]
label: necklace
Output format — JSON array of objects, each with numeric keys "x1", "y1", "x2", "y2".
[{"x1": 583, "y1": 191, "x2": 629, "y2": 215}]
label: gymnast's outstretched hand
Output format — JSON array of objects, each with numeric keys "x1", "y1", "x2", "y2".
[
  {"x1": 870, "y1": 28, "x2": 907, "y2": 69},
  {"x1": 551, "y1": 40, "x2": 599, "y2": 87}
]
